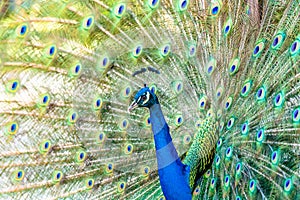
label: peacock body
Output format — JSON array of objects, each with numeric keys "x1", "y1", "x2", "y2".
[{"x1": 0, "y1": 0, "x2": 299, "y2": 199}]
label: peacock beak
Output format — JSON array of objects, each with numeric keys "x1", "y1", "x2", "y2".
[{"x1": 128, "y1": 100, "x2": 138, "y2": 112}]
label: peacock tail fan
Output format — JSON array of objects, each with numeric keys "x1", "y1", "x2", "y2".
[{"x1": 0, "y1": 0, "x2": 299, "y2": 199}]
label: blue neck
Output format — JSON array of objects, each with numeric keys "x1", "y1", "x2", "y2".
[{"x1": 149, "y1": 103, "x2": 192, "y2": 200}]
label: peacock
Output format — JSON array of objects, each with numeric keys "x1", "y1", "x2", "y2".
[{"x1": 0, "y1": 0, "x2": 299, "y2": 199}]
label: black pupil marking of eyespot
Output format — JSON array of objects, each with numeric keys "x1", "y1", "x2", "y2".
[
  {"x1": 257, "y1": 88, "x2": 262, "y2": 97},
  {"x1": 20, "y1": 26, "x2": 27, "y2": 34},
  {"x1": 242, "y1": 124, "x2": 246, "y2": 131},
  {"x1": 291, "y1": 42, "x2": 297, "y2": 52},
  {"x1": 273, "y1": 37, "x2": 279, "y2": 46},
  {"x1": 181, "y1": 0, "x2": 187, "y2": 8},
  {"x1": 190, "y1": 47, "x2": 195, "y2": 54},
  {"x1": 43, "y1": 96, "x2": 48, "y2": 103},
  {"x1": 228, "y1": 120, "x2": 232, "y2": 127},
  {"x1": 103, "y1": 58, "x2": 107, "y2": 66},
  {"x1": 225, "y1": 25, "x2": 230, "y2": 33},
  {"x1": 11, "y1": 124, "x2": 16, "y2": 132},
  {"x1": 227, "y1": 148, "x2": 231, "y2": 155},
  {"x1": 242, "y1": 85, "x2": 247, "y2": 93},
  {"x1": 96, "y1": 99, "x2": 101, "y2": 107},
  {"x1": 212, "y1": 6, "x2": 219, "y2": 14},
  {"x1": 99, "y1": 133, "x2": 103, "y2": 140},
  {"x1": 201, "y1": 101, "x2": 205, "y2": 107},
  {"x1": 272, "y1": 152, "x2": 277, "y2": 160},
  {"x1": 225, "y1": 102, "x2": 229, "y2": 108},
  {"x1": 163, "y1": 46, "x2": 169, "y2": 54},
  {"x1": 86, "y1": 18, "x2": 92, "y2": 27},
  {"x1": 123, "y1": 120, "x2": 127, "y2": 127},
  {"x1": 231, "y1": 65, "x2": 236, "y2": 72},
  {"x1": 254, "y1": 46, "x2": 259, "y2": 54},
  {"x1": 80, "y1": 152, "x2": 84, "y2": 159},
  {"x1": 258, "y1": 130, "x2": 262, "y2": 138},
  {"x1": 49, "y1": 46, "x2": 55, "y2": 55},
  {"x1": 75, "y1": 65, "x2": 80, "y2": 73},
  {"x1": 285, "y1": 180, "x2": 290, "y2": 188},
  {"x1": 276, "y1": 94, "x2": 281, "y2": 103},
  {"x1": 152, "y1": 0, "x2": 158, "y2": 6},
  {"x1": 12, "y1": 81, "x2": 18, "y2": 90}
]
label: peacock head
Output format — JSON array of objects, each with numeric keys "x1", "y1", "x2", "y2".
[{"x1": 128, "y1": 86, "x2": 158, "y2": 112}]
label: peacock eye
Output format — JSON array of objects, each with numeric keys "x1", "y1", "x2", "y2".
[{"x1": 142, "y1": 95, "x2": 147, "y2": 100}]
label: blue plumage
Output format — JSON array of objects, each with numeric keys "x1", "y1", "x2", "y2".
[{"x1": 130, "y1": 88, "x2": 192, "y2": 199}]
